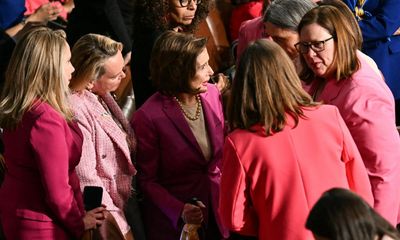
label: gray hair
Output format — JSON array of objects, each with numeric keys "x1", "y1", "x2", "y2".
[{"x1": 263, "y1": 0, "x2": 317, "y2": 31}]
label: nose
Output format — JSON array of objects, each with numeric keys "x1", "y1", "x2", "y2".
[
  {"x1": 208, "y1": 65, "x2": 214, "y2": 76},
  {"x1": 187, "y1": 0, "x2": 196, "y2": 9}
]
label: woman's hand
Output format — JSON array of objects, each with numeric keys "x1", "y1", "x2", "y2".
[
  {"x1": 83, "y1": 206, "x2": 107, "y2": 230},
  {"x1": 181, "y1": 201, "x2": 206, "y2": 224},
  {"x1": 28, "y1": 3, "x2": 61, "y2": 23},
  {"x1": 211, "y1": 73, "x2": 230, "y2": 93}
]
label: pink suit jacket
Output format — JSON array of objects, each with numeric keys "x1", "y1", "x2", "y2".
[
  {"x1": 69, "y1": 90, "x2": 136, "y2": 235},
  {"x1": 307, "y1": 51, "x2": 400, "y2": 225},
  {"x1": 0, "y1": 101, "x2": 85, "y2": 239},
  {"x1": 132, "y1": 84, "x2": 228, "y2": 240},
  {"x1": 236, "y1": 16, "x2": 265, "y2": 60},
  {"x1": 219, "y1": 105, "x2": 373, "y2": 240}
]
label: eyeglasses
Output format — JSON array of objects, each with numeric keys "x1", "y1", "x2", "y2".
[
  {"x1": 179, "y1": 0, "x2": 202, "y2": 7},
  {"x1": 294, "y1": 37, "x2": 334, "y2": 54}
]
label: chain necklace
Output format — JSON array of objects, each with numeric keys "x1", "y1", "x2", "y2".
[{"x1": 173, "y1": 94, "x2": 202, "y2": 121}]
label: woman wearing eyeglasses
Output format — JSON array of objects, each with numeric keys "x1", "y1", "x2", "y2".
[
  {"x1": 297, "y1": 5, "x2": 400, "y2": 226},
  {"x1": 131, "y1": 0, "x2": 212, "y2": 109}
]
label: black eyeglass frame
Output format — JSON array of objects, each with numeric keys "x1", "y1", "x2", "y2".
[
  {"x1": 178, "y1": 0, "x2": 202, "y2": 7},
  {"x1": 294, "y1": 36, "x2": 334, "y2": 54}
]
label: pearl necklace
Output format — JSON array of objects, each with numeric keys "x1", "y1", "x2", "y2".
[{"x1": 173, "y1": 95, "x2": 202, "y2": 121}]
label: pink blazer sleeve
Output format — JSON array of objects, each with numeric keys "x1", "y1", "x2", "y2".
[
  {"x1": 30, "y1": 110, "x2": 84, "y2": 238},
  {"x1": 338, "y1": 78, "x2": 400, "y2": 225},
  {"x1": 335, "y1": 108, "x2": 374, "y2": 205},
  {"x1": 219, "y1": 137, "x2": 258, "y2": 236}
]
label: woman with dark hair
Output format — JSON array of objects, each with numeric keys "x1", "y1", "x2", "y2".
[
  {"x1": 131, "y1": 0, "x2": 213, "y2": 108},
  {"x1": 307, "y1": 188, "x2": 400, "y2": 240},
  {"x1": 132, "y1": 31, "x2": 228, "y2": 240},
  {"x1": 297, "y1": 5, "x2": 400, "y2": 226},
  {"x1": 219, "y1": 39, "x2": 373, "y2": 240}
]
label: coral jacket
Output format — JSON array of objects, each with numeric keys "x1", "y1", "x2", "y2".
[
  {"x1": 0, "y1": 101, "x2": 85, "y2": 239},
  {"x1": 307, "y1": 52, "x2": 400, "y2": 225},
  {"x1": 219, "y1": 105, "x2": 373, "y2": 240}
]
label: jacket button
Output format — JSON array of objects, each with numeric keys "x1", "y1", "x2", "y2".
[{"x1": 101, "y1": 154, "x2": 107, "y2": 159}]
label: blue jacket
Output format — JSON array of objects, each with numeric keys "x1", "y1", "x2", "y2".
[
  {"x1": 0, "y1": 0, "x2": 25, "y2": 30},
  {"x1": 343, "y1": 0, "x2": 400, "y2": 99}
]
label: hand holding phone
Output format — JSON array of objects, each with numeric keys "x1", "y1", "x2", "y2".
[{"x1": 83, "y1": 186, "x2": 103, "y2": 211}]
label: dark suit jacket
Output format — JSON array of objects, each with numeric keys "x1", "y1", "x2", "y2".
[
  {"x1": 0, "y1": 101, "x2": 85, "y2": 239},
  {"x1": 132, "y1": 84, "x2": 228, "y2": 240},
  {"x1": 66, "y1": 0, "x2": 132, "y2": 55}
]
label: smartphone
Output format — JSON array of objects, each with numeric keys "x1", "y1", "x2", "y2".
[{"x1": 83, "y1": 186, "x2": 103, "y2": 211}]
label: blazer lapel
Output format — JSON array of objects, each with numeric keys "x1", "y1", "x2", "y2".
[{"x1": 162, "y1": 95, "x2": 204, "y2": 156}]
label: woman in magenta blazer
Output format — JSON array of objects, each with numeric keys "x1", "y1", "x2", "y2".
[
  {"x1": 219, "y1": 39, "x2": 373, "y2": 240},
  {"x1": 131, "y1": 31, "x2": 228, "y2": 240},
  {"x1": 297, "y1": 5, "x2": 400, "y2": 226},
  {"x1": 0, "y1": 27, "x2": 105, "y2": 239}
]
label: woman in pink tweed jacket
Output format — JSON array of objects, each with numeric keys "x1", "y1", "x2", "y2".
[{"x1": 69, "y1": 34, "x2": 137, "y2": 240}]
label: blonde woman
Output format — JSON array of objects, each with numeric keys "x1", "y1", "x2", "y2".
[
  {"x1": 69, "y1": 34, "x2": 137, "y2": 240},
  {"x1": 0, "y1": 27, "x2": 105, "y2": 240}
]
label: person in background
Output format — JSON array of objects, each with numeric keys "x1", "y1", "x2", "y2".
[
  {"x1": 25, "y1": 0, "x2": 75, "y2": 21},
  {"x1": 297, "y1": 4, "x2": 400, "y2": 226},
  {"x1": 0, "y1": 27, "x2": 105, "y2": 240},
  {"x1": 132, "y1": 31, "x2": 228, "y2": 240},
  {"x1": 307, "y1": 188, "x2": 400, "y2": 240},
  {"x1": 219, "y1": 39, "x2": 373, "y2": 240},
  {"x1": 342, "y1": 0, "x2": 400, "y2": 126},
  {"x1": 263, "y1": 0, "x2": 317, "y2": 72},
  {"x1": 131, "y1": 0, "x2": 213, "y2": 108},
  {"x1": 229, "y1": 0, "x2": 263, "y2": 41},
  {"x1": 235, "y1": 0, "x2": 272, "y2": 61},
  {"x1": 69, "y1": 33, "x2": 138, "y2": 240}
]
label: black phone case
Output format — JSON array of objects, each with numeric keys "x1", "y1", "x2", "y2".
[{"x1": 83, "y1": 186, "x2": 103, "y2": 211}]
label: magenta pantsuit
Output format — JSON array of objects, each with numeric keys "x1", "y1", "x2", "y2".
[
  {"x1": 132, "y1": 84, "x2": 228, "y2": 240},
  {"x1": 219, "y1": 105, "x2": 373, "y2": 240},
  {"x1": 0, "y1": 101, "x2": 85, "y2": 239}
]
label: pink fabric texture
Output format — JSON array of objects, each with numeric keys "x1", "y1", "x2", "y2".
[
  {"x1": 219, "y1": 105, "x2": 373, "y2": 239},
  {"x1": 236, "y1": 16, "x2": 266, "y2": 60},
  {"x1": 307, "y1": 51, "x2": 400, "y2": 225},
  {"x1": 69, "y1": 90, "x2": 137, "y2": 235},
  {"x1": 25, "y1": 0, "x2": 68, "y2": 19}
]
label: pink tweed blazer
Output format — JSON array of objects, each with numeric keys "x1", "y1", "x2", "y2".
[{"x1": 69, "y1": 90, "x2": 136, "y2": 234}]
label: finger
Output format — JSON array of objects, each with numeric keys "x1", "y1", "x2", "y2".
[{"x1": 195, "y1": 200, "x2": 206, "y2": 208}]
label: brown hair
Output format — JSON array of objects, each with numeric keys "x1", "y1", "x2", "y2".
[
  {"x1": 150, "y1": 31, "x2": 207, "y2": 96},
  {"x1": 69, "y1": 34, "x2": 123, "y2": 91},
  {"x1": 298, "y1": 5, "x2": 360, "y2": 83},
  {"x1": 228, "y1": 39, "x2": 318, "y2": 135},
  {"x1": 0, "y1": 27, "x2": 73, "y2": 129}
]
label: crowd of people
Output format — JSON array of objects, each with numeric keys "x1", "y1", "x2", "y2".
[{"x1": 0, "y1": 0, "x2": 399, "y2": 239}]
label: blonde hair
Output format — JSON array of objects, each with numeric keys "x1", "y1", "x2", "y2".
[
  {"x1": 69, "y1": 34, "x2": 123, "y2": 91},
  {"x1": 0, "y1": 27, "x2": 73, "y2": 129},
  {"x1": 228, "y1": 39, "x2": 318, "y2": 135}
]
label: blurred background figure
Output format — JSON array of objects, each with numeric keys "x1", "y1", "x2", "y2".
[
  {"x1": 132, "y1": 31, "x2": 228, "y2": 240},
  {"x1": 131, "y1": 0, "x2": 213, "y2": 108},
  {"x1": 229, "y1": 0, "x2": 263, "y2": 41},
  {"x1": 25, "y1": 0, "x2": 74, "y2": 21},
  {"x1": 297, "y1": 4, "x2": 400, "y2": 226},
  {"x1": 219, "y1": 39, "x2": 373, "y2": 240},
  {"x1": 342, "y1": 0, "x2": 400, "y2": 126},
  {"x1": 69, "y1": 33, "x2": 139, "y2": 240},
  {"x1": 0, "y1": 27, "x2": 105, "y2": 240},
  {"x1": 307, "y1": 188, "x2": 400, "y2": 240}
]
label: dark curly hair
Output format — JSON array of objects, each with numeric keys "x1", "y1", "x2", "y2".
[{"x1": 133, "y1": 0, "x2": 214, "y2": 33}]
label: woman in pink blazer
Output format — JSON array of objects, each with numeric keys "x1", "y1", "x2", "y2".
[
  {"x1": 297, "y1": 5, "x2": 400, "y2": 226},
  {"x1": 219, "y1": 39, "x2": 373, "y2": 240},
  {"x1": 0, "y1": 27, "x2": 104, "y2": 239},
  {"x1": 131, "y1": 31, "x2": 228, "y2": 240},
  {"x1": 69, "y1": 34, "x2": 137, "y2": 240}
]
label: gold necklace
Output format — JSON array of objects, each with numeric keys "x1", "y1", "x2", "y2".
[{"x1": 173, "y1": 95, "x2": 202, "y2": 121}]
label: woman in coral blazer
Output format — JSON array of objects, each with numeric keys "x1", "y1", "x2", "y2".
[
  {"x1": 219, "y1": 39, "x2": 373, "y2": 240},
  {"x1": 298, "y1": 5, "x2": 400, "y2": 225},
  {"x1": 0, "y1": 27, "x2": 104, "y2": 240},
  {"x1": 132, "y1": 31, "x2": 228, "y2": 240}
]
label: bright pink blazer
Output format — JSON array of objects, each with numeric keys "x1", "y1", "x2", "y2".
[
  {"x1": 230, "y1": 0, "x2": 263, "y2": 40},
  {"x1": 131, "y1": 84, "x2": 228, "y2": 240},
  {"x1": 219, "y1": 105, "x2": 373, "y2": 240},
  {"x1": 69, "y1": 90, "x2": 136, "y2": 235},
  {"x1": 0, "y1": 101, "x2": 85, "y2": 239},
  {"x1": 307, "y1": 52, "x2": 400, "y2": 225}
]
